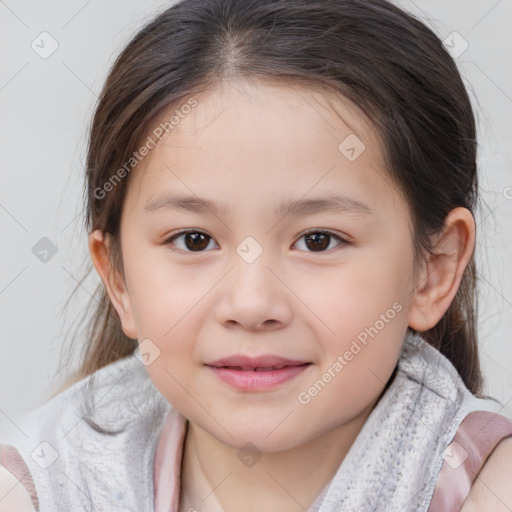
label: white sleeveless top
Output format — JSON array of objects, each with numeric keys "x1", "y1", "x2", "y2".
[{"x1": 1, "y1": 332, "x2": 510, "y2": 511}]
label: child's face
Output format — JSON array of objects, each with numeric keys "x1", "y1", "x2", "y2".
[{"x1": 115, "y1": 80, "x2": 418, "y2": 451}]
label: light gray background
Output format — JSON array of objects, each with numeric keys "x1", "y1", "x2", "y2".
[{"x1": 1, "y1": 0, "x2": 511, "y2": 438}]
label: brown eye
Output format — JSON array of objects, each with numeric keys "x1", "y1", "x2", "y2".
[
  {"x1": 164, "y1": 230, "x2": 217, "y2": 252},
  {"x1": 304, "y1": 233, "x2": 330, "y2": 251},
  {"x1": 294, "y1": 231, "x2": 348, "y2": 253}
]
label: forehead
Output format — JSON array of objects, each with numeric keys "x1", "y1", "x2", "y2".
[
  {"x1": 148, "y1": 78, "x2": 383, "y2": 160},
  {"x1": 123, "y1": 79, "x2": 401, "y2": 219}
]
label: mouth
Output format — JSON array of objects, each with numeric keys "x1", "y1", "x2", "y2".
[
  {"x1": 206, "y1": 355, "x2": 310, "y2": 369},
  {"x1": 205, "y1": 355, "x2": 312, "y2": 391}
]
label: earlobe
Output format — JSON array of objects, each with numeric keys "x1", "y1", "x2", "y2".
[
  {"x1": 88, "y1": 229, "x2": 138, "y2": 339},
  {"x1": 407, "y1": 207, "x2": 475, "y2": 332}
]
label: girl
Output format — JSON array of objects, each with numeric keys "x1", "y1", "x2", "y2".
[{"x1": 1, "y1": 0, "x2": 511, "y2": 510}]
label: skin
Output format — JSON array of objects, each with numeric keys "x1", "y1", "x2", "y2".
[
  {"x1": 88, "y1": 79, "x2": 481, "y2": 511},
  {"x1": 460, "y1": 437, "x2": 512, "y2": 511}
]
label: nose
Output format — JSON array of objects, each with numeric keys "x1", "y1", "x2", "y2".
[{"x1": 214, "y1": 255, "x2": 293, "y2": 332}]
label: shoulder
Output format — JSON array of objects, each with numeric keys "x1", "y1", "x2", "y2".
[
  {"x1": 0, "y1": 443, "x2": 38, "y2": 512},
  {"x1": 0, "y1": 466, "x2": 37, "y2": 512},
  {"x1": 460, "y1": 435, "x2": 512, "y2": 511}
]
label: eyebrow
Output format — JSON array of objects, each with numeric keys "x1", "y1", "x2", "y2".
[{"x1": 144, "y1": 194, "x2": 375, "y2": 217}]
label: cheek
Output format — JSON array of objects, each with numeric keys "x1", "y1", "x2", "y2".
[
  {"x1": 124, "y1": 247, "x2": 204, "y2": 333},
  {"x1": 295, "y1": 248, "x2": 414, "y2": 403},
  {"x1": 298, "y1": 246, "x2": 413, "y2": 341}
]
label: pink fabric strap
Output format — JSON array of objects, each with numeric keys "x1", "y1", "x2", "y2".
[
  {"x1": 0, "y1": 443, "x2": 39, "y2": 511},
  {"x1": 153, "y1": 407, "x2": 188, "y2": 512},
  {"x1": 429, "y1": 411, "x2": 512, "y2": 512}
]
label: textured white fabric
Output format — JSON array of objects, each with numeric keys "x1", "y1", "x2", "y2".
[
  {"x1": 2, "y1": 331, "x2": 504, "y2": 511},
  {"x1": 315, "y1": 333, "x2": 501, "y2": 512},
  {"x1": 2, "y1": 355, "x2": 171, "y2": 511}
]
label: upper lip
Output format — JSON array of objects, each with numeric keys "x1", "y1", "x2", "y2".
[{"x1": 206, "y1": 355, "x2": 310, "y2": 370}]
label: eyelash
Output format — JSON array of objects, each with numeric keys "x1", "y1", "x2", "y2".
[{"x1": 163, "y1": 229, "x2": 350, "y2": 254}]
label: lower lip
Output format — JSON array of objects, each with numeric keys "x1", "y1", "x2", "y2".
[{"x1": 206, "y1": 364, "x2": 311, "y2": 391}]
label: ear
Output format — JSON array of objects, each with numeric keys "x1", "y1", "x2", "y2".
[
  {"x1": 88, "y1": 229, "x2": 138, "y2": 339},
  {"x1": 407, "y1": 207, "x2": 476, "y2": 331}
]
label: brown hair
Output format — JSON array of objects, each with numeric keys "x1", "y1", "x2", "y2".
[{"x1": 59, "y1": 0, "x2": 483, "y2": 395}]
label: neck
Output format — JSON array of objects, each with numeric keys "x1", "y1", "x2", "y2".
[{"x1": 179, "y1": 402, "x2": 377, "y2": 512}]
